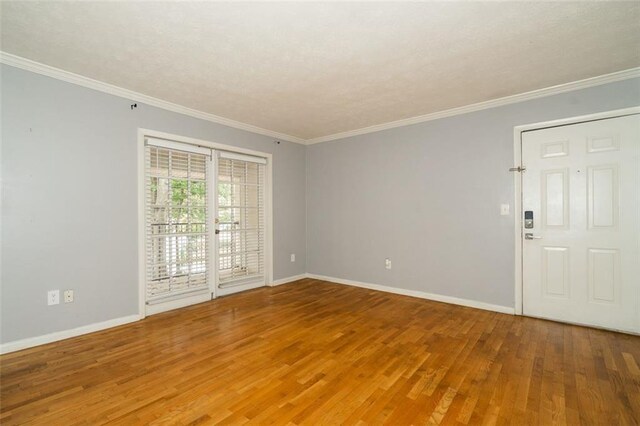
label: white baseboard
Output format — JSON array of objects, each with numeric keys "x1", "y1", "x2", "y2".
[
  {"x1": 270, "y1": 274, "x2": 308, "y2": 287},
  {"x1": 305, "y1": 273, "x2": 515, "y2": 315},
  {"x1": 0, "y1": 314, "x2": 142, "y2": 355}
]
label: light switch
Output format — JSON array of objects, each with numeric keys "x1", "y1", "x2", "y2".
[{"x1": 500, "y1": 204, "x2": 510, "y2": 216}]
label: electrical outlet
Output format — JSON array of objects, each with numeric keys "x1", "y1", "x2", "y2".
[
  {"x1": 385, "y1": 258, "x2": 392, "y2": 270},
  {"x1": 48, "y1": 290, "x2": 60, "y2": 306},
  {"x1": 290, "y1": 254, "x2": 295, "y2": 262},
  {"x1": 500, "y1": 204, "x2": 510, "y2": 215},
  {"x1": 64, "y1": 290, "x2": 74, "y2": 303}
]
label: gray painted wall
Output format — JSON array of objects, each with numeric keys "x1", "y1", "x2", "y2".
[
  {"x1": 306, "y1": 78, "x2": 640, "y2": 309},
  {"x1": 2, "y1": 63, "x2": 638, "y2": 345},
  {"x1": 1, "y1": 64, "x2": 306, "y2": 343}
]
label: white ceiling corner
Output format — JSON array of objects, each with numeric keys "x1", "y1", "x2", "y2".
[{"x1": 1, "y1": 1, "x2": 639, "y2": 144}]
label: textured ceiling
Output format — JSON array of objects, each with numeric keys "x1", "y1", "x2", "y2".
[{"x1": 1, "y1": 2, "x2": 639, "y2": 141}]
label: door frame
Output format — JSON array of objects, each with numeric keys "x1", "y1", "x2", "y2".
[
  {"x1": 137, "y1": 128, "x2": 274, "y2": 318},
  {"x1": 512, "y1": 106, "x2": 640, "y2": 315}
]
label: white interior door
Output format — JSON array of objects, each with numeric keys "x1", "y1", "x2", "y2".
[
  {"x1": 215, "y1": 151, "x2": 267, "y2": 296},
  {"x1": 522, "y1": 114, "x2": 640, "y2": 333}
]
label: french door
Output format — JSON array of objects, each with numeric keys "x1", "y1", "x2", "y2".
[
  {"x1": 521, "y1": 113, "x2": 639, "y2": 333},
  {"x1": 215, "y1": 152, "x2": 267, "y2": 296},
  {"x1": 143, "y1": 137, "x2": 267, "y2": 314}
]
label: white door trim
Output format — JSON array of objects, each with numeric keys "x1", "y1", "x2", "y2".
[
  {"x1": 512, "y1": 106, "x2": 640, "y2": 316},
  {"x1": 137, "y1": 128, "x2": 274, "y2": 317}
]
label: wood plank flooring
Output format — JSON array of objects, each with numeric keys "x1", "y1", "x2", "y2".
[{"x1": 2, "y1": 278, "x2": 640, "y2": 425}]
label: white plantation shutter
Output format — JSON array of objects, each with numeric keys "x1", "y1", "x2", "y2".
[
  {"x1": 145, "y1": 139, "x2": 211, "y2": 301},
  {"x1": 217, "y1": 152, "x2": 266, "y2": 285}
]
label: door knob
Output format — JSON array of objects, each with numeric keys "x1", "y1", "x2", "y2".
[{"x1": 524, "y1": 233, "x2": 542, "y2": 240}]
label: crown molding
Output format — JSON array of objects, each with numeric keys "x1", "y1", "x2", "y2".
[
  {"x1": 0, "y1": 51, "x2": 306, "y2": 145},
  {"x1": 2, "y1": 51, "x2": 638, "y2": 146},
  {"x1": 306, "y1": 67, "x2": 640, "y2": 144}
]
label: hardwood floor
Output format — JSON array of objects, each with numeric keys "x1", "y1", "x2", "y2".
[{"x1": 2, "y1": 278, "x2": 640, "y2": 425}]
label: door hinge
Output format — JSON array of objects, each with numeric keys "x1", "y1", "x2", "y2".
[{"x1": 509, "y1": 166, "x2": 526, "y2": 172}]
